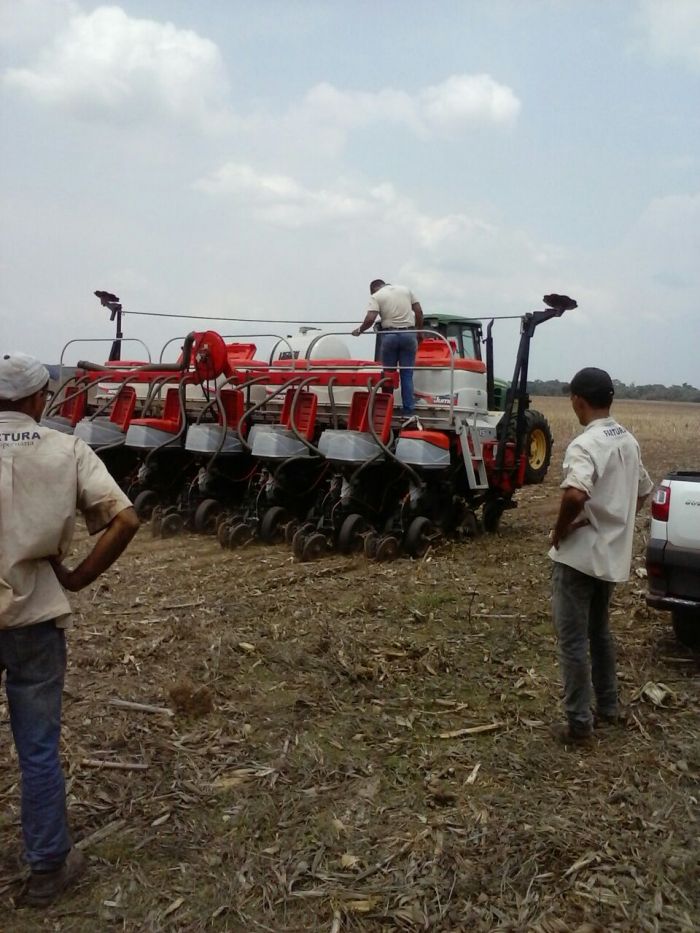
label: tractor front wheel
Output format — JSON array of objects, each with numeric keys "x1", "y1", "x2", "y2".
[{"x1": 523, "y1": 410, "x2": 553, "y2": 485}]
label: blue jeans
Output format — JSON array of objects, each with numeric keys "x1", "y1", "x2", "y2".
[
  {"x1": 380, "y1": 330, "x2": 417, "y2": 415},
  {"x1": 0, "y1": 620, "x2": 71, "y2": 870},
  {"x1": 551, "y1": 563, "x2": 618, "y2": 732}
]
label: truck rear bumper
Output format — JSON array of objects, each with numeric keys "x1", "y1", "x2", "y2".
[
  {"x1": 646, "y1": 594, "x2": 700, "y2": 613},
  {"x1": 646, "y1": 538, "x2": 700, "y2": 605}
]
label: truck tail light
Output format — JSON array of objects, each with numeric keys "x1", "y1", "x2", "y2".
[{"x1": 651, "y1": 485, "x2": 671, "y2": 522}]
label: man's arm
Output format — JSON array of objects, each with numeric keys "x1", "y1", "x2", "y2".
[
  {"x1": 550, "y1": 487, "x2": 589, "y2": 549},
  {"x1": 352, "y1": 309, "x2": 379, "y2": 337},
  {"x1": 637, "y1": 460, "x2": 653, "y2": 513},
  {"x1": 412, "y1": 301, "x2": 424, "y2": 339},
  {"x1": 51, "y1": 507, "x2": 140, "y2": 592}
]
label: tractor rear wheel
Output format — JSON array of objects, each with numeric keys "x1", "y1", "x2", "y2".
[
  {"x1": 404, "y1": 516, "x2": 435, "y2": 558},
  {"x1": 193, "y1": 498, "x2": 223, "y2": 534},
  {"x1": 337, "y1": 513, "x2": 368, "y2": 555},
  {"x1": 259, "y1": 506, "x2": 290, "y2": 544}
]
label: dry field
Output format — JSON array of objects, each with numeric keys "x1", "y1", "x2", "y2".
[{"x1": 1, "y1": 398, "x2": 698, "y2": 932}]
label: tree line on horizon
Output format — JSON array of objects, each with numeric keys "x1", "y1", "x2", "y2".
[{"x1": 527, "y1": 379, "x2": 700, "y2": 403}]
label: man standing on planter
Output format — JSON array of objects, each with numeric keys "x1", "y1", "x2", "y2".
[{"x1": 353, "y1": 279, "x2": 424, "y2": 419}]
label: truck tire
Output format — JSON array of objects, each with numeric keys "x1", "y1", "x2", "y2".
[
  {"x1": 522, "y1": 410, "x2": 553, "y2": 485},
  {"x1": 672, "y1": 609, "x2": 700, "y2": 648}
]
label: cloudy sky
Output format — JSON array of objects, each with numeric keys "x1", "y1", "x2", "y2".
[{"x1": 1, "y1": 0, "x2": 698, "y2": 384}]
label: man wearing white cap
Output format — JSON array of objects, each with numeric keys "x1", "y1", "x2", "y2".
[{"x1": 0, "y1": 352, "x2": 139, "y2": 907}]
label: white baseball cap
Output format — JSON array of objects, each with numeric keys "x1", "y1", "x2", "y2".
[{"x1": 0, "y1": 352, "x2": 50, "y2": 401}]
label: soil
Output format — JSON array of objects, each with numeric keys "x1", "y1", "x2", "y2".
[{"x1": 1, "y1": 398, "x2": 698, "y2": 932}]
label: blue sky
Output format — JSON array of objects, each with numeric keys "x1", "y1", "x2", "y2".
[{"x1": 1, "y1": 0, "x2": 698, "y2": 384}]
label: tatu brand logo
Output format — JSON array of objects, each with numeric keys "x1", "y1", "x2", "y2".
[{"x1": 0, "y1": 431, "x2": 41, "y2": 442}]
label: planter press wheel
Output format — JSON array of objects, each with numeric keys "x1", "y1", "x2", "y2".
[
  {"x1": 133, "y1": 489, "x2": 159, "y2": 521},
  {"x1": 259, "y1": 506, "x2": 290, "y2": 544},
  {"x1": 193, "y1": 498, "x2": 223, "y2": 535},
  {"x1": 482, "y1": 500, "x2": 505, "y2": 533},
  {"x1": 160, "y1": 512, "x2": 184, "y2": 538},
  {"x1": 461, "y1": 509, "x2": 480, "y2": 538},
  {"x1": 404, "y1": 516, "x2": 436, "y2": 559},
  {"x1": 228, "y1": 522, "x2": 253, "y2": 549},
  {"x1": 301, "y1": 532, "x2": 327, "y2": 563},
  {"x1": 375, "y1": 535, "x2": 400, "y2": 562},
  {"x1": 337, "y1": 513, "x2": 368, "y2": 555},
  {"x1": 217, "y1": 520, "x2": 232, "y2": 548},
  {"x1": 292, "y1": 523, "x2": 315, "y2": 560},
  {"x1": 363, "y1": 531, "x2": 379, "y2": 560},
  {"x1": 284, "y1": 518, "x2": 300, "y2": 545},
  {"x1": 151, "y1": 505, "x2": 163, "y2": 538}
]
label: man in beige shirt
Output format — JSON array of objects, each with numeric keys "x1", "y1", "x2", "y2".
[
  {"x1": 352, "y1": 279, "x2": 424, "y2": 417},
  {"x1": 0, "y1": 352, "x2": 139, "y2": 907},
  {"x1": 549, "y1": 367, "x2": 652, "y2": 746}
]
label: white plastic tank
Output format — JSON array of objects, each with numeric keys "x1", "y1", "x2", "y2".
[
  {"x1": 270, "y1": 328, "x2": 352, "y2": 363},
  {"x1": 268, "y1": 328, "x2": 376, "y2": 409}
]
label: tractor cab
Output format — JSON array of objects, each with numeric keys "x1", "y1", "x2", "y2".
[
  {"x1": 373, "y1": 313, "x2": 482, "y2": 363},
  {"x1": 423, "y1": 314, "x2": 483, "y2": 361}
]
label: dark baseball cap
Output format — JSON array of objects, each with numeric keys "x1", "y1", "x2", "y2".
[{"x1": 565, "y1": 367, "x2": 614, "y2": 406}]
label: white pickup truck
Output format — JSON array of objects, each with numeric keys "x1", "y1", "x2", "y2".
[{"x1": 646, "y1": 471, "x2": 700, "y2": 647}]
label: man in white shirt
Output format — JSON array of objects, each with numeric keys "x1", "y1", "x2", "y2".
[
  {"x1": 0, "y1": 353, "x2": 139, "y2": 906},
  {"x1": 352, "y1": 279, "x2": 424, "y2": 417},
  {"x1": 549, "y1": 367, "x2": 653, "y2": 745}
]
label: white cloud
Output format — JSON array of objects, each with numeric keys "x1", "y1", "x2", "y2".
[
  {"x1": 194, "y1": 161, "x2": 562, "y2": 307},
  {"x1": 0, "y1": 0, "x2": 78, "y2": 49},
  {"x1": 418, "y1": 74, "x2": 521, "y2": 129},
  {"x1": 298, "y1": 73, "x2": 519, "y2": 139},
  {"x1": 195, "y1": 162, "x2": 378, "y2": 226},
  {"x1": 636, "y1": 0, "x2": 700, "y2": 70},
  {"x1": 3, "y1": 5, "x2": 230, "y2": 129}
]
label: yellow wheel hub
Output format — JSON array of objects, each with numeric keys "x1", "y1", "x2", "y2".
[{"x1": 528, "y1": 428, "x2": 548, "y2": 469}]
